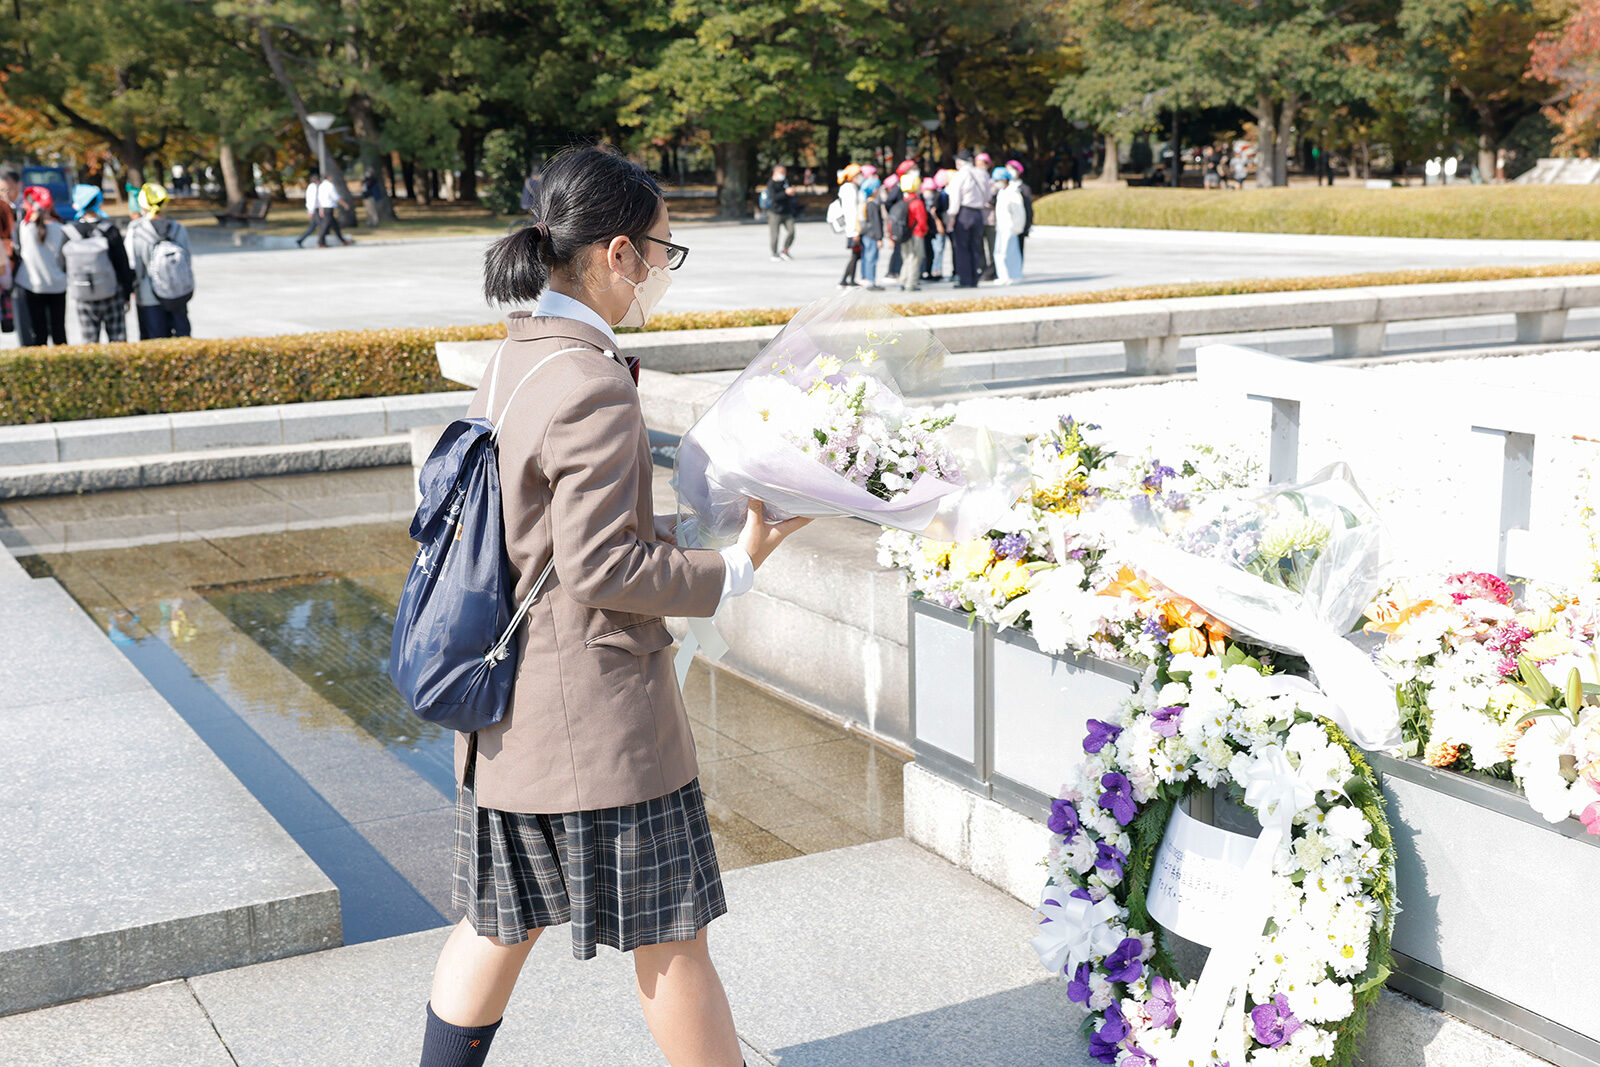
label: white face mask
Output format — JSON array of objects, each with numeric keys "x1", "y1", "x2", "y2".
[{"x1": 614, "y1": 242, "x2": 672, "y2": 328}]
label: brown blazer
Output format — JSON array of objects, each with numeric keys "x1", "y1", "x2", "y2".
[{"x1": 454, "y1": 311, "x2": 726, "y2": 812}]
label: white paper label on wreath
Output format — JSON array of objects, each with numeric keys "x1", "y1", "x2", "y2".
[{"x1": 1147, "y1": 803, "x2": 1258, "y2": 948}]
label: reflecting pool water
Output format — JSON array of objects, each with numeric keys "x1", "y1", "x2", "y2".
[{"x1": 4, "y1": 466, "x2": 907, "y2": 944}]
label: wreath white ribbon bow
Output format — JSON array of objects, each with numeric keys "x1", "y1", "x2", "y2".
[
  {"x1": 1171, "y1": 744, "x2": 1316, "y2": 1065},
  {"x1": 1030, "y1": 888, "x2": 1122, "y2": 978}
]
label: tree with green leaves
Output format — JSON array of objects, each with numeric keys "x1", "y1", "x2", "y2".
[
  {"x1": 0, "y1": 0, "x2": 216, "y2": 187},
  {"x1": 1052, "y1": 0, "x2": 1207, "y2": 182},
  {"x1": 1187, "y1": 0, "x2": 1380, "y2": 186},
  {"x1": 1400, "y1": 0, "x2": 1564, "y2": 179}
]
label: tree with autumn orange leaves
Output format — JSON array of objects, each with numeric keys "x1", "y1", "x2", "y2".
[{"x1": 1530, "y1": 0, "x2": 1600, "y2": 155}]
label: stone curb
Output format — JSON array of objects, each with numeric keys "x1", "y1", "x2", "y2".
[
  {"x1": 0, "y1": 391, "x2": 468, "y2": 467},
  {"x1": 0, "y1": 436, "x2": 411, "y2": 499}
]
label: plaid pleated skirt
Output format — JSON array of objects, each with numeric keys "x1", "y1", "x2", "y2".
[{"x1": 450, "y1": 739, "x2": 728, "y2": 960}]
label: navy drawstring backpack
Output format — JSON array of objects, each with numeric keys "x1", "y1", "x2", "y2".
[{"x1": 388, "y1": 343, "x2": 590, "y2": 732}]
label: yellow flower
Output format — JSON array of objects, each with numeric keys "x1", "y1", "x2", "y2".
[
  {"x1": 919, "y1": 540, "x2": 954, "y2": 569},
  {"x1": 950, "y1": 537, "x2": 996, "y2": 578},
  {"x1": 1516, "y1": 608, "x2": 1557, "y2": 634},
  {"x1": 990, "y1": 559, "x2": 1031, "y2": 600},
  {"x1": 1522, "y1": 632, "x2": 1575, "y2": 662},
  {"x1": 816, "y1": 355, "x2": 843, "y2": 375}
]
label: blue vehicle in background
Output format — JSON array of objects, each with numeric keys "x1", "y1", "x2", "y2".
[{"x1": 19, "y1": 164, "x2": 75, "y2": 219}]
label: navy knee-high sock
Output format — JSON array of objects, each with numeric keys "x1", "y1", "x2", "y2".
[{"x1": 420, "y1": 1002, "x2": 500, "y2": 1067}]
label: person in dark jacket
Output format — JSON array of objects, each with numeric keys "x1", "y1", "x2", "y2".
[
  {"x1": 859, "y1": 176, "x2": 885, "y2": 289},
  {"x1": 763, "y1": 165, "x2": 796, "y2": 260},
  {"x1": 881, "y1": 179, "x2": 907, "y2": 277}
]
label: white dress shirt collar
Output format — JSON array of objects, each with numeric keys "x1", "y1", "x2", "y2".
[{"x1": 535, "y1": 289, "x2": 620, "y2": 349}]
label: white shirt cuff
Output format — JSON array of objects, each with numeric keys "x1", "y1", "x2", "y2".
[{"x1": 717, "y1": 545, "x2": 755, "y2": 608}]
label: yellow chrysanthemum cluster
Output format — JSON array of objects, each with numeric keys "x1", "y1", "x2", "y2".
[{"x1": 1031, "y1": 475, "x2": 1091, "y2": 515}]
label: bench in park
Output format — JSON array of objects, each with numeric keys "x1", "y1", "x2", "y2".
[{"x1": 213, "y1": 197, "x2": 273, "y2": 228}]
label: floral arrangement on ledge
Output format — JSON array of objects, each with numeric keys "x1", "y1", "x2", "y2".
[
  {"x1": 876, "y1": 415, "x2": 1266, "y2": 666},
  {"x1": 1365, "y1": 571, "x2": 1600, "y2": 830},
  {"x1": 878, "y1": 412, "x2": 1600, "y2": 833}
]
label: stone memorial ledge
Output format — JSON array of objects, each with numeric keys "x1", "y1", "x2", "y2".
[
  {"x1": 437, "y1": 274, "x2": 1600, "y2": 382},
  {"x1": 0, "y1": 576, "x2": 341, "y2": 1016}
]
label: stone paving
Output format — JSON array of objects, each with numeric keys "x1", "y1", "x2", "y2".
[{"x1": 9, "y1": 223, "x2": 1600, "y2": 347}]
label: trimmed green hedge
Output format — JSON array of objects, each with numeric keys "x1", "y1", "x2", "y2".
[
  {"x1": 1031, "y1": 184, "x2": 1600, "y2": 241},
  {"x1": 9, "y1": 259, "x2": 1600, "y2": 424},
  {"x1": 0, "y1": 327, "x2": 491, "y2": 425}
]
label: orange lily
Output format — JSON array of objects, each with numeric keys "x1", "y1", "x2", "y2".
[
  {"x1": 1098, "y1": 565, "x2": 1154, "y2": 602},
  {"x1": 1363, "y1": 589, "x2": 1438, "y2": 638}
]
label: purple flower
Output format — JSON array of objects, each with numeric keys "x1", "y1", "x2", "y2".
[
  {"x1": 1088, "y1": 1002, "x2": 1128, "y2": 1063},
  {"x1": 1048, "y1": 798, "x2": 1080, "y2": 840},
  {"x1": 1065, "y1": 961, "x2": 1093, "y2": 1003},
  {"x1": 1141, "y1": 615, "x2": 1170, "y2": 640},
  {"x1": 1140, "y1": 463, "x2": 1177, "y2": 493},
  {"x1": 1068, "y1": 547, "x2": 1088, "y2": 559},
  {"x1": 1146, "y1": 974, "x2": 1177, "y2": 1028},
  {"x1": 1070, "y1": 887, "x2": 1094, "y2": 901},
  {"x1": 1084, "y1": 719, "x2": 1122, "y2": 754},
  {"x1": 1152, "y1": 704, "x2": 1183, "y2": 738},
  {"x1": 1095, "y1": 840, "x2": 1125, "y2": 880},
  {"x1": 1103, "y1": 936, "x2": 1144, "y2": 983},
  {"x1": 1086, "y1": 1032, "x2": 1119, "y2": 1064},
  {"x1": 1250, "y1": 994, "x2": 1302, "y2": 1048},
  {"x1": 1099, "y1": 771, "x2": 1137, "y2": 825},
  {"x1": 1121, "y1": 1048, "x2": 1155, "y2": 1067},
  {"x1": 993, "y1": 532, "x2": 1030, "y2": 561}
]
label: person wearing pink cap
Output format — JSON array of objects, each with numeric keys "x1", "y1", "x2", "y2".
[{"x1": 1005, "y1": 159, "x2": 1034, "y2": 268}]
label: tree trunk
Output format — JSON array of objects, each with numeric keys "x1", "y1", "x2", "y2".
[
  {"x1": 403, "y1": 157, "x2": 420, "y2": 202},
  {"x1": 117, "y1": 138, "x2": 148, "y2": 190},
  {"x1": 1253, "y1": 95, "x2": 1294, "y2": 188},
  {"x1": 1100, "y1": 134, "x2": 1119, "y2": 183},
  {"x1": 255, "y1": 17, "x2": 356, "y2": 224},
  {"x1": 347, "y1": 94, "x2": 396, "y2": 225},
  {"x1": 712, "y1": 140, "x2": 750, "y2": 219},
  {"x1": 1273, "y1": 98, "x2": 1298, "y2": 188},
  {"x1": 459, "y1": 126, "x2": 480, "y2": 201},
  {"x1": 1477, "y1": 130, "x2": 1496, "y2": 184},
  {"x1": 219, "y1": 141, "x2": 248, "y2": 204},
  {"x1": 826, "y1": 116, "x2": 840, "y2": 177}
]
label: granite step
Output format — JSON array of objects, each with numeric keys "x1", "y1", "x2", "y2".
[{"x1": 0, "y1": 577, "x2": 342, "y2": 1016}]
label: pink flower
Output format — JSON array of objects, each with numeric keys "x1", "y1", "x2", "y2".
[
  {"x1": 1446, "y1": 571, "x2": 1514, "y2": 606},
  {"x1": 1582, "y1": 801, "x2": 1600, "y2": 836}
]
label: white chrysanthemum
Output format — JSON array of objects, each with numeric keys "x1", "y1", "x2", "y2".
[{"x1": 1321, "y1": 804, "x2": 1370, "y2": 849}]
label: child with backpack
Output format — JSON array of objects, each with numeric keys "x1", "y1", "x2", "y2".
[
  {"x1": 126, "y1": 182, "x2": 195, "y2": 339},
  {"x1": 65, "y1": 184, "x2": 134, "y2": 343}
]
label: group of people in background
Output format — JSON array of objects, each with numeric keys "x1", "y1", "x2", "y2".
[
  {"x1": 0, "y1": 171, "x2": 195, "y2": 347},
  {"x1": 828, "y1": 149, "x2": 1033, "y2": 292}
]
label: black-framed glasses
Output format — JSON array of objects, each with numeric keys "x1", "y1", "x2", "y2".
[{"x1": 638, "y1": 234, "x2": 690, "y2": 270}]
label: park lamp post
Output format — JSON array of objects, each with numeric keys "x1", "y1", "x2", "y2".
[
  {"x1": 919, "y1": 118, "x2": 940, "y2": 166},
  {"x1": 307, "y1": 112, "x2": 335, "y2": 178}
]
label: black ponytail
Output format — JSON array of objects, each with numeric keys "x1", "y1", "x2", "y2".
[{"x1": 483, "y1": 144, "x2": 663, "y2": 306}]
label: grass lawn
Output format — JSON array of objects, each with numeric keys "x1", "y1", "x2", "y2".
[{"x1": 1032, "y1": 184, "x2": 1600, "y2": 241}]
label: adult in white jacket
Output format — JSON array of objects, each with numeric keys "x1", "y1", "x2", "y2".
[
  {"x1": 992, "y1": 166, "x2": 1026, "y2": 285},
  {"x1": 836, "y1": 163, "x2": 864, "y2": 287},
  {"x1": 15, "y1": 187, "x2": 68, "y2": 346}
]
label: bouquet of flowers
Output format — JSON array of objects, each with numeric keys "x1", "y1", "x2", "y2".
[
  {"x1": 1366, "y1": 574, "x2": 1600, "y2": 830},
  {"x1": 877, "y1": 414, "x2": 1258, "y2": 665},
  {"x1": 1104, "y1": 463, "x2": 1401, "y2": 750},
  {"x1": 673, "y1": 289, "x2": 1031, "y2": 547}
]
